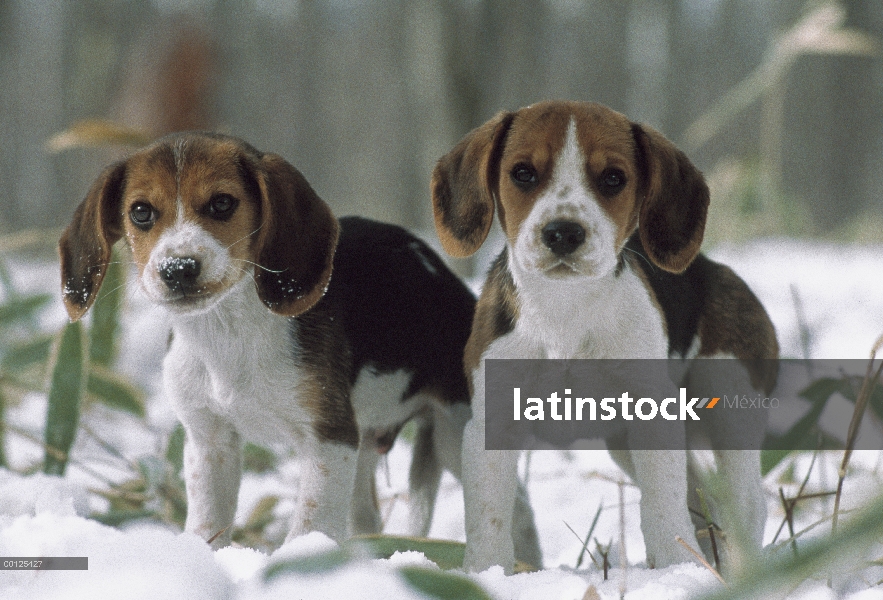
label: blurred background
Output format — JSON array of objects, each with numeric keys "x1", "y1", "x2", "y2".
[{"x1": 0, "y1": 0, "x2": 881, "y2": 274}]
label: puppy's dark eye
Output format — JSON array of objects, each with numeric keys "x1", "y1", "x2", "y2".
[
  {"x1": 129, "y1": 202, "x2": 156, "y2": 228},
  {"x1": 598, "y1": 168, "x2": 627, "y2": 196},
  {"x1": 204, "y1": 194, "x2": 239, "y2": 221},
  {"x1": 511, "y1": 163, "x2": 538, "y2": 189}
]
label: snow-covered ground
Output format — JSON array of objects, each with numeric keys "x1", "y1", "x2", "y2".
[{"x1": 1, "y1": 237, "x2": 883, "y2": 600}]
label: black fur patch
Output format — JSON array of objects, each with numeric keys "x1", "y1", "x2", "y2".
[
  {"x1": 624, "y1": 231, "x2": 707, "y2": 357},
  {"x1": 294, "y1": 217, "x2": 477, "y2": 444}
]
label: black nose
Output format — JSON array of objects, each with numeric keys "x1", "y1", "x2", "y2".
[
  {"x1": 159, "y1": 257, "x2": 201, "y2": 293},
  {"x1": 541, "y1": 221, "x2": 586, "y2": 256}
]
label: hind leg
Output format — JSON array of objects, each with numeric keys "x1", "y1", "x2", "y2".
[
  {"x1": 351, "y1": 440, "x2": 382, "y2": 535},
  {"x1": 408, "y1": 415, "x2": 443, "y2": 537},
  {"x1": 685, "y1": 360, "x2": 768, "y2": 570}
]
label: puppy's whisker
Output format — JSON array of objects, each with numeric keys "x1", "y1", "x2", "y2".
[
  {"x1": 224, "y1": 264, "x2": 251, "y2": 280},
  {"x1": 622, "y1": 246, "x2": 653, "y2": 269},
  {"x1": 89, "y1": 281, "x2": 130, "y2": 311},
  {"x1": 232, "y1": 258, "x2": 286, "y2": 274},
  {"x1": 224, "y1": 222, "x2": 266, "y2": 251},
  {"x1": 89, "y1": 260, "x2": 134, "y2": 269}
]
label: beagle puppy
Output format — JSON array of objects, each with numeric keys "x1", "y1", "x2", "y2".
[
  {"x1": 58, "y1": 132, "x2": 545, "y2": 556},
  {"x1": 431, "y1": 101, "x2": 777, "y2": 573}
]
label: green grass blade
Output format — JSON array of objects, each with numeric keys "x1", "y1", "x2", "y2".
[
  {"x1": 761, "y1": 448, "x2": 792, "y2": 475},
  {"x1": 0, "y1": 387, "x2": 7, "y2": 468},
  {"x1": 700, "y1": 492, "x2": 883, "y2": 600},
  {"x1": 573, "y1": 502, "x2": 603, "y2": 568},
  {"x1": 88, "y1": 250, "x2": 124, "y2": 367},
  {"x1": 263, "y1": 548, "x2": 351, "y2": 581},
  {"x1": 798, "y1": 376, "x2": 849, "y2": 403},
  {"x1": 1, "y1": 334, "x2": 53, "y2": 373},
  {"x1": 762, "y1": 389, "x2": 832, "y2": 474},
  {"x1": 43, "y1": 321, "x2": 87, "y2": 476},
  {"x1": 399, "y1": 566, "x2": 493, "y2": 600},
  {"x1": 165, "y1": 423, "x2": 185, "y2": 474},
  {"x1": 0, "y1": 256, "x2": 15, "y2": 296},
  {"x1": 90, "y1": 509, "x2": 156, "y2": 527},
  {"x1": 243, "y1": 442, "x2": 277, "y2": 473},
  {"x1": 87, "y1": 364, "x2": 145, "y2": 417},
  {"x1": 0, "y1": 294, "x2": 52, "y2": 327}
]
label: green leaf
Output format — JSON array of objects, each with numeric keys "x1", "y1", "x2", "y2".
[
  {"x1": 865, "y1": 383, "x2": 883, "y2": 422},
  {"x1": 0, "y1": 386, "x2": 7, "y2": 468},
  {"x1": 700, "y1": 492, "x2": 883, "y2": 600},
  {"x1": 399, "y1": 566, "x2": 493, "y2": 600},
  {"x1": 233, "y1": 495, "x2": 279, "y2": 547},
  {"x1": 43, "y1": 321, "x2": 87, "y2": 476},
  {"x1": 1, "y1": 334, "x2": 53, "y2": 372},
  {"x1": 86, "y1": 364, "x2": 145, "y2": 417},
  {"x1": 89, "y1": 251, "x2": 124, "y2": 367},
  {"x1": 347, "y1": 535, "x2": 466, "y2": 571},
  {"x1": 243, "y1": 442, "x2": 276, "y2": 473},
  {"x1": 761, "y1": 448, "x2": 793, "y2": 475},
  {"x1": 263, "y1": 548, "x2": 351, "y2": 581},
  {"x1": 0, "y1": 257, "x2": 15, "y2": 296},
  {"x1": 138, "y1": 455, "x2": 168, "y2": 491},
  {"x1": 761, "y1": 380, "x2": 844, "y2": 474},
  {"x1": 798, "y1": 376, "x2": 854, "y2": 403},
  {"x1": 0, "y1": 294, "x2": 52, "y2": 327},
  {"x1": 242, "y1": 495, "x2": 278, "y2": 531},
  {"x1": 770, "y1": 393, "x2": 830, "y2": 450},
  {"x1": 165, "y1": 423, "x2": 185, "y2": 474},
  {"x1": 90, "y1": 509, "x2": 156, "y2": 527}
]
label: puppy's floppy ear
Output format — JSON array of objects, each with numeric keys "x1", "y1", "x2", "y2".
[
  {"x1": 59, "y1": 161, "x2": 127, "y2": 321},
  {"x1": 632, "y1": 123, "x2": 709, "y2": 273},
  {"x1": 251, "y1": 153, "x2": 338, "y2": 317},
  {"x1": 431, "y1": 111, "x2": 515, "y2": 257}
]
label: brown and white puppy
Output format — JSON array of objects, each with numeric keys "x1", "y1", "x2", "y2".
[
  {"x1": 58, "y1": 132, "x2": 531, "y2": 554},
  {"x1": 432, "y1": 101, "x2": 777, "y2": 573}
]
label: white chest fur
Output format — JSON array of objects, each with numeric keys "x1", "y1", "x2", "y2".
[
  {"x1": 506, "y1": 259, "x2": 668, "y2": 360},
  {"x1": 162, "y1": 278, "x2": 312, "y2": 448},
  {"x1": 161, "y1": 277, "x2": 428, "y2": 450}
]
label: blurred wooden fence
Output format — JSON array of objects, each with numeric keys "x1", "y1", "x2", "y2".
[{"x1": 0, "y1": 0, "x2": 880, "y2": 271}]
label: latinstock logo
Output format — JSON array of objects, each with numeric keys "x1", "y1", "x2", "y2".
[
  {"x1": 482, "y1": 358, "x2": 811, "y2": 452},
  {"x1": 511, "y1": 388, "x2": 721, "y2": 422}
]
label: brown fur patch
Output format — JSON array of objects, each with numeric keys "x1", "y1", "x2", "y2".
[
  {"x1": 292, "y1": 294, "x2": 359, "y2": 447},
  {"x1": 59, "y1": 161, "x2": 128, "y2": 320},
  {"x1": 463, "y1": 250, "x2": 520, "y2": 392},
  {"x1": 250, "y1": 153, "x2": 338, "y2": 316},
  {"x1": 697, "y1": 262, "x2": 779, "y2": 392},
  {"x1": 431, "y1": 112, "x2": 514, "y2": 257},
  {"x1": 120, "y1": 147, "x2": 179, "y2": 275},
  {"x1": 632, "y1": 123, "x2": 709, "y2": 273}
]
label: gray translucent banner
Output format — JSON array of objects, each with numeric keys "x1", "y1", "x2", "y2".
[
  {"x1": 0, "y1": 557, "x2": 88, "y2": 570},
  {"x1": 484, "y1": 359, "x2": 882, "y2": 451}
]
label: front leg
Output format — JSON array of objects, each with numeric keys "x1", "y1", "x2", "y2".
[
  {"x1": 462, "y1": 367, "x2": 519, "y2": 574},
  {"x1": 180, "y1": 408, "x2": 242, "y2": 549},
  {"x1": 164, "y1": 353, "x2": 243, "y2": 549},
  {"x1": 630, "y1": 448, "x2": 696, "y2": 568},
  {"x1": 286, "y1": 439, "x2": 359, "y2": 543}
]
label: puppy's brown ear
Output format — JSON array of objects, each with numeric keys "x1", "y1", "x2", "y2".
[
  {"x1": 431, "y1": 111, "x2": 515, "y2": 257},
  {"x1": 59, "y1": 161, "x2": 127, "y2": 321},
  {"x1": 632, "y1": 123, "x2": 709, "y2": 273},
  {"x1": 251, "y1": 154, "x2": 338, "y2": 317}
]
